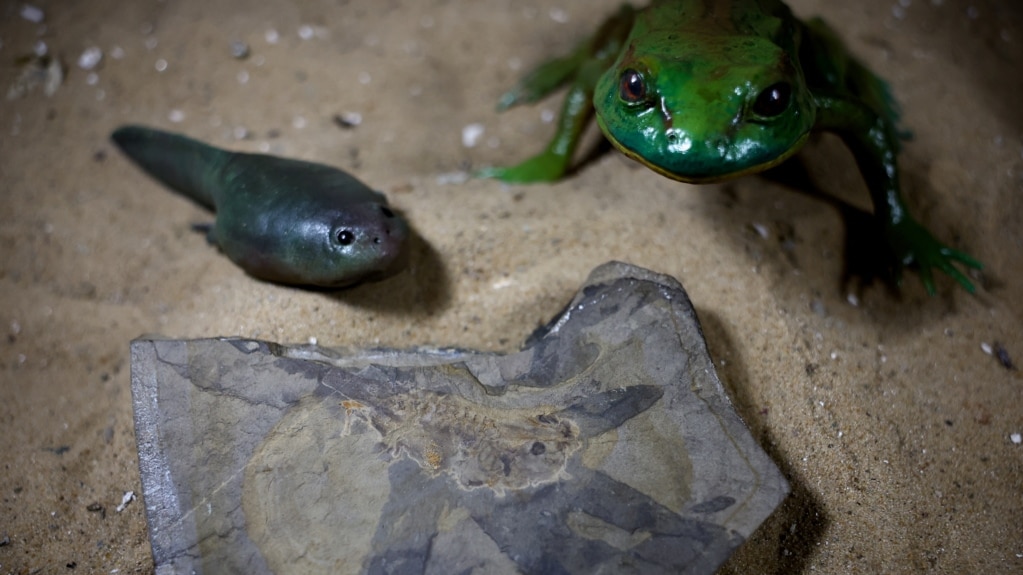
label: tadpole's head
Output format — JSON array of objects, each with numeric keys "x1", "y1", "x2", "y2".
[
  {"x1": 299, "y1": 202, "x2": 409, "y2": 287},
  {"x1": 594, "y1": 33, "x2": 816, "y2": 183}
]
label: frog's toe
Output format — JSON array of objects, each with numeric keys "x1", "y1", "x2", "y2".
[
  {"x1": 474, "y1": 164, "x2": 542, "y2": 183},
  {"x1": 474, "y1": 166, "x2": 502, "y2": 180},
  {"x1": 942, "y1": 247, "x2": 984, "y2": 271},
  {"x1": 475, "y1": 165, "x2": 531, "y2": 182},
  {"x1": 909, "y1": 249, "x2": 980, "y2": 295},
  {"x1": 935, "y1": 255, "x2": 978, "y2": 294},
  {"x1": 475, "y1": 154, "x2": 569, "y2": 183},
  {"x1": 496, "y1": 91, "x2": 522, "y2": 112},
  {"x1": 888, "y1": 218, "x2": 982, "y2": 295},
  {"x1": 917, "y1": 263, "x2": 938, "y2": 296}
]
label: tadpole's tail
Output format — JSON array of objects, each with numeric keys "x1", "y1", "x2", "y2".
[{"x1": 111, "y1": 125, "x2": 228, "y2": 210}]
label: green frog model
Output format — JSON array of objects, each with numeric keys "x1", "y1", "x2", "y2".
[
  {"x1": 481, "y1": 0, "x2": 981, "y2": 293},
  {"x1": 112, "y1": 126, "x2": 408, "y2": 287}
]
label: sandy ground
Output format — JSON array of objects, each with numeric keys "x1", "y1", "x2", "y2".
[{"x1": 1, "y1": 0, "x2": 1020, "y2": 573}]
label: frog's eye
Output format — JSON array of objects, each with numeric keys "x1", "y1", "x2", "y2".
[
  {"x1": 751, "y1": 82, "x2": 792, "y2": 118},
  {"x1": 334, "y1": 229, "x2": 356, "y2": 246},
  {"x1": 618, "y1": 69, "x2": 648, "y2": 104}
]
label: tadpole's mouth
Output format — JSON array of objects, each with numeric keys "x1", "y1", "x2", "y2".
[{"x1": 362, "y1": 207, "x2": 410, "y2": 276}]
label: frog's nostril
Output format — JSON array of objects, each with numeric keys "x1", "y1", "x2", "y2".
[{"x1": 665, "y1": 130, "x2": 693, "y2": 153}]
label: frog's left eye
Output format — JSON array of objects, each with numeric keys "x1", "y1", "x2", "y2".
[
  {"x1": 751, "y1": 82, "x2": 792, "y2": 118},
  {"x1": 618, "y1": 69, "x2": 648, "y2": 105}
]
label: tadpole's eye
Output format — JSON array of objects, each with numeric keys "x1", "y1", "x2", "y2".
[
  {"x1": 751, "y1": 82, "x2": 792, "y2": 118},
  {"x1": 335, "y1": 229, "x2": 356, "y2": 245},
  {"x1": 619, "y1": 69, "x2": 647, "y2": 104},
  {"x1": 380, "y1": 206, "x2": 395, "y2": 218},
  {"x1": 530, "y1": 442, "x2": 547, "y2": 456}
]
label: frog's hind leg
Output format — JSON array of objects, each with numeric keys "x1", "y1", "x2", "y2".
[
  {"x1": 479, "y1": 5, "x2": 636, "y2": 183},
  {"x1": 803, "y1": 19, "x2": 982, "y2": 293},
  {"x1": 801, "y1": 18, "x2": 906, "y2": 146}
]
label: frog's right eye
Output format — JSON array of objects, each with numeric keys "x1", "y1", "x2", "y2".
[
  {"x1": 619, "y1": 69, "x2": 648, "y2": 104},
  {"x1": 751, "y1": 82, "x2": 792, "y2": 118}
]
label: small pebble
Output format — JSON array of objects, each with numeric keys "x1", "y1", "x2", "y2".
[
  {"x1": 549, "y1": 8, "x2": 569, "y2": 23},
  {"x1": 810, "y1": 298, "x2": 826, "y2": 316},
  {"x1": 462, "y1": 123, "x2": 485, "y2": 148},
  {"x1": 993, "y1": 342, "x2": 1015, "y2": 370},
  {"x1": 77, "y1": 47, "x2": 103, "y2": 70},
  {"x1": 751, "y1": 222, "x2": 769, "y2": 239},
  {"x1": 115, "y1": 491, "x2": 135, "y2": 513},
  {"x1": 20, "y1": 4, "x2": 44, "y2": 23},
  {"x1": 230, "y1": 41, "x2": 250, "y2": 59},
  {"x1": 333, "y1": 112, "x2": 362, "y2": 129}
]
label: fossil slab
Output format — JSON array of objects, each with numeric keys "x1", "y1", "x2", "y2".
[{"x1": 130, "y1": 261, "x2": 788, "y2": 575}]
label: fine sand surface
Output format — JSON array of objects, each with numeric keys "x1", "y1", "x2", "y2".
[{"x1": 1, "y1": 0, "x2": 1020, "y2": 573}]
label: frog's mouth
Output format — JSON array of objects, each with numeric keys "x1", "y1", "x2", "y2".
[{"x1": 596, "y1": 116, "x2": 810, "y2": 184}]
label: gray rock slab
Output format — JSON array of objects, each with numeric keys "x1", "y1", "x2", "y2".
[{"x1": 130, "y1": 261, "x2": 789, "y2": 575}]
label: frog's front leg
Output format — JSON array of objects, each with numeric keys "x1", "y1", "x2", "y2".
[
  {"x1": 815, "y1": 96, "x2": 982, "y2": 294},
  {"x1": 477, "y1": 69, "x2": 599, "y2": 183},
  {"x1": 478, "y1": 5, "x2": 635, "y2": 183}
]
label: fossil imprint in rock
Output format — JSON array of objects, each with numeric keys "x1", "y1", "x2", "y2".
[{"x1": 131, "y1": 262, "x2": 789, "y2": 574}]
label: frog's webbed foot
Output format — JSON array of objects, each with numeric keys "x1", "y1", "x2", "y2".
[
  {"x1": 887, "y1": 217, "x2": 982, "y2": 294},
  {"x1": 476, "y1": 152, "x2": 573, "y2": 183}
]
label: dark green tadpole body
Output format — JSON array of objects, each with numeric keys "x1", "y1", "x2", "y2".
[{"x1": 111, "y1": 125, "x2": 408, "y2": 287}]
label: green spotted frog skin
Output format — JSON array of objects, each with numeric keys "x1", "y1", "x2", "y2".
[{"x1": 481, "y1": 0, "x2": 981, "y2": 294}]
